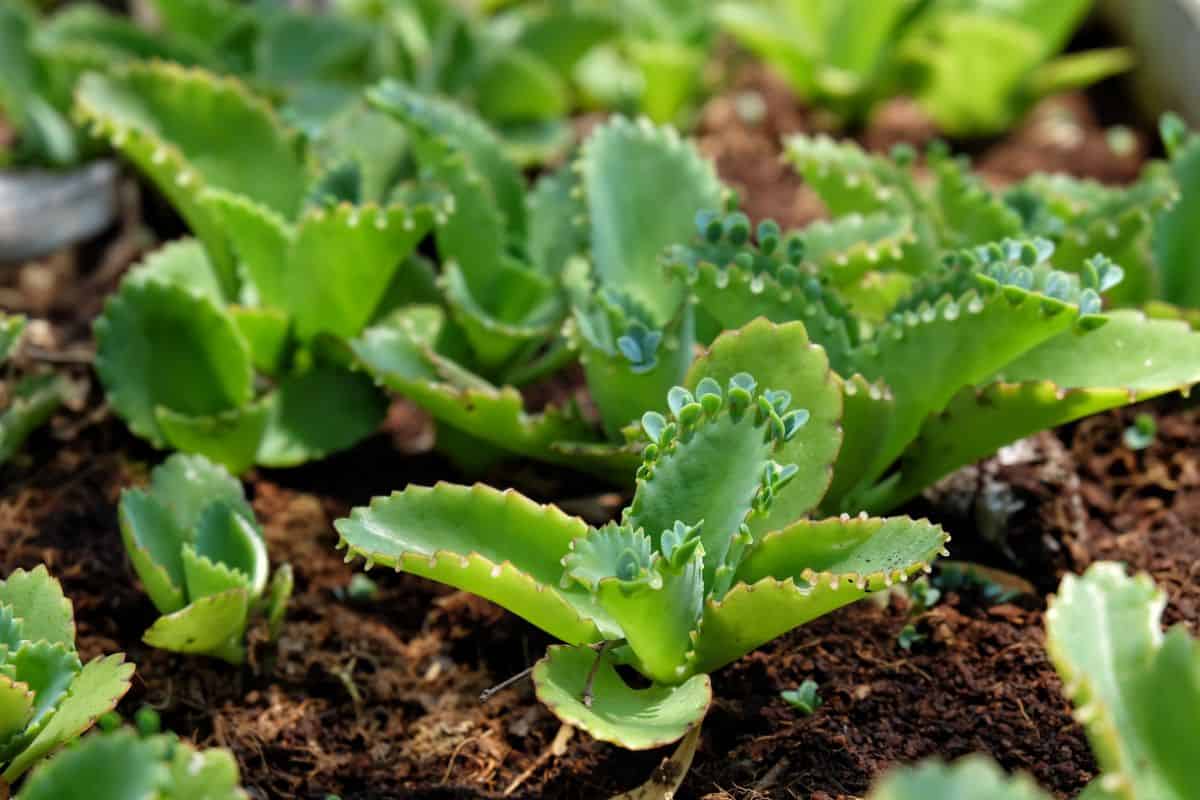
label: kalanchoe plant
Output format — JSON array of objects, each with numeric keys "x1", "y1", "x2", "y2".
[
  {"x1": 1, "y1": 314, "x2": 64, "y2": 466},
  {"x1": 76, "y1": 63, "x2": 438, "y2": 471},
  {"x1": 17, "y1": 728, "x2": 247, "y2": 800},
  {"x1": 335, "y1": 332, "x2": 948, "y2": 791},
  {"x1": 785, "y1": 135, "x2": 1175, "y2": 308},
  {"x1": 118, "y1": 454, "x2": 292, "y2": 664},
  {"x1": 867, "y1": 562, "x2": 1200, "y2": 799},
  {"x1": 717, "y1": 0, "x2": 1131, "y2": 135},
  {"x1": 349, "y1": 107, "x2": 722, "y2": 475},
  {"x1": 1154, "y1": 113, "x2": 1200, "y2": 311},
  {"x1": 669, "y1": 202, "x2": 1200, "y2": 513},
  {"x1": 0, "y1": 566, "x2": 134, "y2": 786}
]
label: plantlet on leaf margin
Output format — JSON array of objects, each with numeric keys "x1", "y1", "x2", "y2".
[
  {"x1": 118, "y1": 454, "x2": 292, "y2": 664},
  {"x1": 0, "y1": 565, "x2": 133, "y2": 787},
  {"x1": 334, "y1": 323, "x2": 947, "y2": 796}
]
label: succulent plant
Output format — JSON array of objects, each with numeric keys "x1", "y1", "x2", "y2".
[
  {"x1": 1154, "y1": 113, "x2": 1200, "y2": 310},
  {"x1": 0, "y1": 566, "x2": 134, "y2": 785},
  {"x1": 717, "y1": 0, "x2": 1131, "y2": 135},
  {"x1": 867, "y1": 562, "x2": 1200, "y2": 800},
  {"x1": 0, "y1": 315, "x2": 63, "y2": 467},
  {"x1": 669, "y1": 204, "x2": 1200, "y2": 513},
  {"x1": 17, "y1": 728, "x2": 246, "y2": 800},
  {"x1": 335, "y1": 328, "x2": 948, "y2": 789},
  {"x1": 118, "y1": 454, "x2": 292, "y2": 664}
]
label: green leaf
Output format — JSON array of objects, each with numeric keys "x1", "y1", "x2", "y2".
[
  {"x1": 147, "y1": 453, "x2": 254, "y2": 533},
  {"x1": 122, "y1": 238, "x2": 225, "y2": 304},
  {"x1": 691, "y1": 515, "x2": 946, "y2": 674},
  {"x1": 0, "y1": 675, "x2": 34, "y2": 746},
  {"x1": 74, "y1": 63, "x2": 308, "y2": 290},
  {"x1": 264, "y1": 564, "x2": 293, "y2": 641},
  {"x1": 193, "y1": 502, "x2": 267, "y2": 597},
  {"x1": 824, "y1": 375, "x2": 895, "y2": 513},
  {"x1": 0, "y1": 567, "x2": 75, "y2": 651},
  {"x1": 181, "y1": 546, "x2": 249, "y2": 602},
  {"x1": 141, "y1": 589, "x2": 249, "y2": 664},
  {"x1": 254, "y1": 365, "x2": 387, "y2": 468},
  {"x1": 1046, "y1": 563, "x2": 1200, "y2": 800},
  {"x1": 94, "y1": 279, "x2": 253, "y2": 447},
  {"x1": 118, "y1": 490, "x2": 188, "y2": 614},
  {"x1": 475, "y1": 48, "x2": 568, "y2": 124},
  {"x1": 350, "y1": 315, "x2": 595, "y2": 468},
  {"x1": 0, "y1": 315, "x2": 26, "y2": 364},
  {"x1": 528, "y1": 165, "x2": 587, "y2": 276},
  {"x1": 198, "y1": 190, "x2": 290, "y2": 310},
  {"x1": 15, "y1": 730, "x2": 168, "y2": 800},
  {"x1": 3, "y1": 653, "x2": 134, "y2": 781},
  {"x1": 285, "y1": 203, "x2": 436, "y2": 341},
  {"x1": 868, "y1": 756, "x2": 1053, "y2": 800},
  {"x1": 0, "y1": 375, "x2": 65, "y2": 466},
  {"x1": 164, "y1": 733, "x2": 245, "y2": 800},
  {"x1": 10, "y1": 641, "x2": 81, "y2": 733},
  {"x1": 155, "y1": 401, "x2": 271, "y2": 476},
  {"x1": 532, "y1": 644, "x2": 710, "y2": 750},
  {"x1": 1155, "y1": 131, "x2": 1200, "y2": 307},
  {"x1": 686, "y1": 319, "x2": 843, "y2": 532},
  {"x1": 335, "y1": 483, "x2": 608, "y2": 645},
  {"x1": 579, "y1": 115, "x2": 723, "y2": 325},
  {"x1": 368, "y1": 81, "x2": 527, "y2": 238}
]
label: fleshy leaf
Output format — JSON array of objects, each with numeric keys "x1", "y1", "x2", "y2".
[
  {"x1": 686, "y1": 319, "x2": 842, "y2": 532},
  {"x1": 10, "y1": 641, "x2": 81, "y2": 733},
  {"x1": 3, "y1": 654, "x2": 134, "y2": 781},
  {"x1": 579, "y1": 115, "x2": 723, "y2": 325},
  {"x1": 192, "y1": 503, "x2": 268, "y2": 597},
  {"x1": 335, "y1": 483, "x2": 609, "y2": 644},
  {"x1": 94, "y1": 279, "x2": 253, "y2": 447},
  {"x1": 122, "y1": 238, "x2": 224, "y2": 304},
  {"x1": 1045, "y1": 563, "x2": 1200, "y2": 800},
  {"x1": 155, "y1": 401, "x2": 271, "y2": 476},
  {"x1": 533, "y1": 645, "x2": 710, "y2": 750},
  {"x1": 141, "y1": 589, "x2": 249, "y2": 664},
  {"x1": 868, "y1": 756, "x2": 1052, "y2": 800},
  {"x1": 253, "y1": 366, "x2": 387, "y2": 468},
  {"x1": 0, "y1": 567, "x2": 75, "y2": 650},
  {"x1": 118, "y1": 490, "x2": 188, "y2": 614},
  {"x1": 0, "y1": 675, "x2": 34, "y2": 745},
  {"x1": 74, "y1": 63, "x2": 308, "y2": 290},
  {"x1": 15, "y1": 730, "x2": 168, "y2": 800},
  {"x1": 181, "y1": 546, "x2": 249, "y2": 602},
  {"x1": 691, "y1": 516, "x2": 946, "y2": 674},
  {"x1": 148, "y1": 453, "x2": 254, "y2": 533},
  {"x1": 1156, "y1": 126, "x2": 1200, "y2": 307},
  {"x1": 0, "y1": 315, "x2": 25, "y2": 364},
  {"x1": 0, "y1": 375, "x2": 65, "y2": 466}
]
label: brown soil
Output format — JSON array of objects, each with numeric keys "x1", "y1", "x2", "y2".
[{"x1": 2, "y1": 54, "x2": 1194, "y2": 800}]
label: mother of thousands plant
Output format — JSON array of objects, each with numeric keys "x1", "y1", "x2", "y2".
[
  {"x1": 335, "y1": 324, "x2": 948, "y2": 793},
  {"x1": 0, "y1": 566, "x2": 133, "y2": 786},
  {"x1": 76, "y1": 62, "x2": 439, "y2": 472},
  {"x1": 118, "y1": 454, "x2": 292, "y2": 664}
]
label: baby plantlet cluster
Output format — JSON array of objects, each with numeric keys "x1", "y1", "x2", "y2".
[
  {"x1": 118, "y1": 454, "x2": 291, "y2": 664},
  {"x1": 717, "y1": 0, "x2": 1130, "y2": 135},
  {"x1": 16, "y1": 728, "x2": 247, "y2": 800},
  {"x1": 669, "y1": 200, "x2": 1200, "y2": 513},
  {"x1": 0, "y1": 567, "x2": 133, "y2": 785},
  {"x1": 868, "y1": 562, "x2": 1199, "y2": 800},
  {"x1": 335, "y1": 334, "x2": 948, "y2": 789},
  {"x1": 0, "y1": 315, "x2": 63, "y2": 466}
]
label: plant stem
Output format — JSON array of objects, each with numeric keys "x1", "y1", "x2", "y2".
[{"x1": 582, "y1": 640, "x2": 617, "y2": 707}]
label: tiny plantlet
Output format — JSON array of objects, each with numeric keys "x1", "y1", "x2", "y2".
[
  {"x1": 16, "y1": 728, "x2": 247, "y2": 799},
  {"x1": 118, "y1": 454, "x2": 292, "y2": 664},
  {"x1": 781, "y1": 680, "x2": 822, "y2": 715},
  {"x1": 0, "y1": 566, "x2": 134, "y2": 786},
  {"x1": 335, "y1": 355, "x2": 947, "y2": 793},
  {"x1": 1123, "y1": 413, "x2": 1158, "y2": 451},
  {"x1": 0, "y1": 315, "x2": 63, "y2": 466},
  {"x1": 868, "y1": 563, "x2": 1200, "y2": 799}
]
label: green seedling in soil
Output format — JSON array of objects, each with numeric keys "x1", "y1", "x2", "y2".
[
  {"x1": 16, "y1": 728, "x2": 247, "y2": 799},
  {"x1": 349, "y1": 105, "x2": 722, "y2": 477},
  {"x1": 1123, "y1": 413, "x2": 1157, "y2": 451},
  {"x1": 118, "y1": 454, "x2": 292, "y2": 664},
  {"x1": 785, "y1": 135, "x2": 1174, "y2": 308},
  {"x1": 781, "y1": 680, "x2": 822, "y2": 715},
  {"x1": 868, "y1": 562, "x2": 1200, "y2": 800},
  {"x1": 76, "y1": 62, "x2": 440, "y2": 471},
  {"x1": 669, "y1": 204, "x2": 1200, "y2": 514},
  {"x1": 335, "y1": 351, "x2": 948, "y2": 794},
  {"x1": 0, "y1": 315, "x2": 64, "y2": 467},
  {"x1": 717, "y1": 0, "x2": 1130, "y2": 136},
  {"x1": 0, "y1": 566, "x2": 134, "y2": 786},
  {"x1": 0, "y1": 0, "x2": 208, "y2": 167},
  {"x1": 1154, "y1": 113, "x2": 1200, "y2": 310}
]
